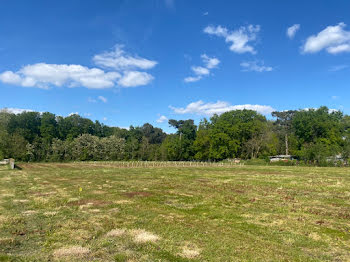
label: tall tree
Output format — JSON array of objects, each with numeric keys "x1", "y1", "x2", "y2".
[{"x1": 272, "y1": 110, "x2": 297, "y2": 155}]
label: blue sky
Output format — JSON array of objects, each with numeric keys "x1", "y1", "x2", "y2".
[{"x1": 1, "y1": 0, "x2": 350, "y2": 132}]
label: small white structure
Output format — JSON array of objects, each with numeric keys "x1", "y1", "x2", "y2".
[
  {"x1": 269, "y1": 155, "x2": 293, "y2": 162},
  {"x1": 0, "y1": 159, "x2": 10, "y2": 165},
  {"x1": 0, "y1": 158, "x2": 15, "y2": 169}
]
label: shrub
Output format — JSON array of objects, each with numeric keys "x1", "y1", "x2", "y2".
[{"x1": 244, "y1": 158, "x2": 269, "y2": 165}]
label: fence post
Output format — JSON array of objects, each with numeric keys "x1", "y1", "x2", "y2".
[{"x1": 9, "y1": 158, "x2": 15, "y2": 169}]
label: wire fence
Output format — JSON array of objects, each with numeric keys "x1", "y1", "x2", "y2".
[{"x1": 69, "y1": 161, "x2": 244, "y2": 169}]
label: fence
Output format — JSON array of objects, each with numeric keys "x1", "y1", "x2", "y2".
[{"x1": 71, "y1": 161, "x2": 244, "y2": 169}]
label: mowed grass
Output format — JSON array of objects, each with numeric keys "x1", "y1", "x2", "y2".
[{"x1": 0, "y1": 163, "x2": 350, "y2": 261}]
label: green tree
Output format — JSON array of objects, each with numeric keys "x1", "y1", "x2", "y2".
[
  {"x1": 40, "y1": 112, "x2": 58, "y2": 143},
  {"x1": 272, "y1": 110, "x2": 297, "y2": 155}
]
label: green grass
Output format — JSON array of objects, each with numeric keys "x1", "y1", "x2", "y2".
[{"x1": 0, "y1": 163, "x2": 350, "y2": 261}]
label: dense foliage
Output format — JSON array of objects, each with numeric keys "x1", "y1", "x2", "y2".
[{"x1": 1, "y1": 106, "x2": 349, "y2": 164}]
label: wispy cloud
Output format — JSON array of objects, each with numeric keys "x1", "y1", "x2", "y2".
[
  {"x1": 170, "y1": 100, "x2": 275, "y2": 116},
  {"x1": 0, "y1": 107, "x2": 35, "y2": 114},
  {"x1": 88, "y1": 97, "x2": 97, "y2": 103},
  {"x1": 98, "y1": 96, "x2": 108, "y2": 103},
  {"x1": 184, "y1": 54, "x2": 220, "y2": 83},
  {"x1": 329, "y1": 65, "x2": 348, "y2": 72},
  {"x1": 240, "y1": 61, "x2": 273, "y2": 72},
  {"x1": 287, "y1": 24, "x2": 300, "y2": 39},
  {"x1": 204, "y1": 24, "x2": 260, "y2": 54},
  {"x1": 93, "y1": 45, "x2": 157, "y2": 71},
  {"x1": 302, "y1": 22, "x2": 350, "y2": 54}
]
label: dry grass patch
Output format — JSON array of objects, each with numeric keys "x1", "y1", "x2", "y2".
[
  {"x1": 88, "y1": 208, "x2": 100, "y2": 213},
  {"x1": 44, "y1": 211, "x2": 58, "y2": 216},
  {"x1": 106, "y1": 228, "x2": 127, "y2": 237},
  {"x1": 1, "y1": 193, "x2": 15, "y2": 197},
  {"x1": 131, "y1": 229, "x2": 160, "y2": 243},
  {"x1": 53, "y1": 246, "x2": 90, "y2": 257},
  {"x1": 0, "y1": 215, "x2": 8, "y2": 223},
  {"x1": 179, "y1": 243, "x2": 201, "y2": 259},
  {"x1": 13, "y1": 199, "x2": 29, "y2": 203},
  {"x1": 115, "y1": 200, "x2": 133, "y2": 204},
  {"x1": 22, "y1": 210, "x2": 38, "y2": 215},
  {"x1": 68, "y1": 199, "x2": 112, "y2": 207}
]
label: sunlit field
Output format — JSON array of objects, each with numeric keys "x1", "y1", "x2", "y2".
[{"x1": 0, "y1": 163, "x2": 350, "y2": 261}]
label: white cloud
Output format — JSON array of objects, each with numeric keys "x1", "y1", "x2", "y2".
[
  {"x1": 98, "y1": 95, "x2": 107, "y2": 103},
  {"x1": 103, "y1": 117, "x2": 108, "y2": 121},
  {"x1": 204, "y1": 24, "x2": 260, "y2": 54},
  {"x1": 184, "y1": 76, "x2": 202, "y2": 83},
  {"x1": 156, "y1": 115, "x2": 168, "y2": 123},
  {"x1": 184, "y1": 54, "x2": 220, "y2": 83},
  {"x1": 0, "y1": 107, "x2": 34, "y2": 114},
  {"x1": 240, "y1": 61, "x2": 273, "y2": 72},
  {"x1": 0, "y1": 44, "x2": 157, "y2": 89},
  {"x1": 170, "y1": 100, "x2": 275, "y2": 116},
  {"x1": 201, "y1": 54, "x2": 220, "y2": 69},
  {"x1": 93, "y1": 45, "x2": 157, "y2": 70},
  {"x1": 302, "y1": 22, "x2": 350, "y2": 54},
  {"x1": 327, "y1": 44, "x2": 350, "y2": 54},
  {"x1": 69, "y1": 112, "x2": 79, "y2": 116},
  {"x1": 0, "y1": 71, "x2": 23, "y2": 85},
  {"x1": 203, "y1": 11, "x2": 209, "y2": 16},
  {"x1": 0, "y1": 63, "x2": 121, "y2": 89},
  {"x1": 117, "y1": 71, "x2": 154, "y2": 87},
  {"x1": 287, "y1": 24, "x2": 300, "y2": 39},
  {"x1": 191, "y1": 66, "x2": 209, "y2": 76}
]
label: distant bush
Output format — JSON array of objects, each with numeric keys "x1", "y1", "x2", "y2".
[
  {"x1": 244, "y1": 159, "x2": 269, "y2": 165},
  {"x1": 269, "y1": 160, "x2": 298, "y2": 166}
]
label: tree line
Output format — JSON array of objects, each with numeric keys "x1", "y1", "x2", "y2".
[{"x1": 1, "y1": 106, "x2": 349, "y2": 165}]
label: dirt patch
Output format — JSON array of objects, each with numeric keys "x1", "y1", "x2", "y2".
[
  {"x1": 123, "y1": 191, "x2": 152, "y2": 198},
  {"x1": 67, "y1": 199, "x2": 112, "y2": 207}
]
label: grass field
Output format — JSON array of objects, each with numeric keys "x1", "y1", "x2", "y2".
[{"x1": 0, "y1": 163, "x2": 350, "y2": 261}]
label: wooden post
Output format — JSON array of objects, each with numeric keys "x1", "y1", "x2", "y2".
[{"x1": 9, "y1": 158, "x2": 15, "y2": 169}]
